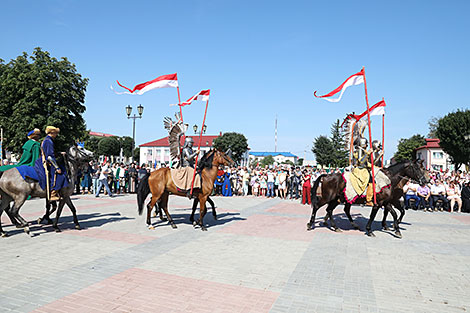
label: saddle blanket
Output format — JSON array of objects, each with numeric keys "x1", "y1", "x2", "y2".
[
  {"x1": 342, "y1": 169, "x2": 391, "y2": 204},
  {"x1": 170, "y1": 167, "x2": 202, "y2": 191},
  {"x1": 16, "y1": 165, "x2": 40, "y2": 181},
  {"x1": 350, "y1": 167, "x2": 369, "y2": 196}
]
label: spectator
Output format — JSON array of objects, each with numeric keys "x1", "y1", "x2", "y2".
[
  {"x1": 447, "y1": 181, "x2": 462, "y2": 212},
  {"x1": 278, "y1": 169, "x2": 287, "y2": 199},
  {"x1": 267, "y1": 170, "x2": 275, "y2": 198},
  {"x1": 430, "y1": 179, "x2": 448, "y2": 211},
  {"x1": 128, "y1": 163, "x2": 137, "y2": 193},
  {"x1": 461, "y1": 181, "x2": 470, "y2": 213},
  {"x1": 302, "y1": 169, "x2": 311, "y2": 205},
  {"x1": 403, "y1": 180, "x2": 420, "y2": 210},
  {"x1": 95, "y1": 161, "x2": 114, "y2": 198},
  {"x1": 417, "y1": 182, "x2": 431, "y2": 211}
]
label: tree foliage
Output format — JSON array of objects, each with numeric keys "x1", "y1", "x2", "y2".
[
  {"x1": 0, "y1": 48, "x2": 88, "y2": 154},
  {"x1": 84, "y1": 135, "x2": 100, "y2": 155},
  {"x1": 97, "y1": 137, "x2": 120, "y2": 157},
  {"x1": 330, "y1": 119, "x2": 349, "y2": 167},
  {"x1": 427, "y1": 116, "x2": 440, "y2": 138},
  {"x1": 260, "y1": 155, "x2": 274, "y2": 167},
  {"x1": 393, "y1": 134, "x2": 425, "y2": 162},
  {"x1": 435, "y1": 109, "x2": 470, "y2": 168},
  {"x1": 312, "y1": 135, "x2": 334, "y2": 166},
  {"x1": 118, "y1": 136, "x2": 134, "y2": 158},
  {"x1": 212, "y1": 132, "x2": 248, "y2": 164}
]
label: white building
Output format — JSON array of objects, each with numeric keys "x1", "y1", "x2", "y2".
[
  {"x1": 415, "y1": 138, "x2": 454, "y2": 171},
  {"x1": 249, "y1": 152, "x2": 298, "y2": 165},
  {"x1": 139, "y1": 135, "x2": 219, "y2": 167}
]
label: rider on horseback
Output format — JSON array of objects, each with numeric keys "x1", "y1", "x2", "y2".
[
  {"x1": 182, "y1": 137, "x2": 199, "y2": 168},
  {"x1": 33, "y1": 126, "x2": 68, "y2": 201}
]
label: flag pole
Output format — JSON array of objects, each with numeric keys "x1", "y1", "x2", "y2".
[
  {"x1": 362, "y1": 67, "x2": 377, "y2": 205},
  {"x1": 190, "y1": 98, "x2": 209, "y2": 197},
  {"x1": 382, "y1": 98, "x2": 385, "y2": 168}
]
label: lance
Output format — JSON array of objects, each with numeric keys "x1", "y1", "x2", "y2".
[
  {"x1": 190, "y1": 97, "x2": 210, "y2": 197},
  {"x1": 362, "y1": 67, "x2": 377, "y2": 205}
]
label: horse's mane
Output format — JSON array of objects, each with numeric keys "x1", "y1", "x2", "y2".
[
  {"x1": 384, "y1": 160, "x2": 412, "y2": 176},
  {"x1": 197, "y1": 150, "x2": 215, "y2": 172}
]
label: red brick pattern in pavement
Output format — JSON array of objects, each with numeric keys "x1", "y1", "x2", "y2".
[
  {"x1": 33, "y1": 268, "x2": 279, "y2": 313},
  {"x1": 218, "y1": 214, "x2": 315, "y2": 242},
  {"x1": 453, "y1": 215, "x2": 470, "y2": 224}
]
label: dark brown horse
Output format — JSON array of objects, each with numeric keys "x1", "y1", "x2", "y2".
[
  {"x1": 307, "y1": 160, "x2": 429, "y2": 237},
  {"x1": 137, "y1": 149, "x2": 233, "y2": 231}
]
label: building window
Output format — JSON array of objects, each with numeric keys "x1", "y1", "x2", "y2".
[
  {"x1": 147, "y1": 149, "x2": 152, "y2": 156},
  {"x1": 417, "y1": 152, "x2": 422, "y2": 160},
  {"x1": 432, "y1": 152, "x2": 443, "y2": 159}
]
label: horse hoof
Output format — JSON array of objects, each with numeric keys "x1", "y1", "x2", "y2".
[
  {"x1": 351, "y1": 223, "x2": 360, "y2": 230},
  {"x1": 171, "y1": 224, "x2": 178, "y2": 229},
  {"x1": 55, "y1": 228, "x2": 61, "y2": 233},
  {"x1": 306, "y1": 223, "x2": 313, "y2": 231},
  {"x1": 395, "y1": 231, "x2": 402, "y2": 239},
  {"x1": 193, "y1": 221, "x2": 197, "y2": 226},
  {"x1": 383, "y1": 226, "x2": 390, "y2": 231},
  {"x1": 148, "y1": 225, "x2": 155, "y2": 230},
  {"x1": 366, "y1": 231, "x2": 375, "y2": 237},
  {"x1": 1, "y1": 232, "x2": 8, "y2": 238},
  {"x1": 24, "y1": 226, "x2": 31, "y2": 234},
  {"x1": 75, "y1": 225, "x2": 81, "y2": 230},
  {"x1": 334, "y1": 228, "x2": 342, "y2": 233},
  {"x1": 201, "y1": 226, "x2": 208, "y2": 231},
  {"x1": 37, "y1": 218, "x2": 43, "y2": 224}
]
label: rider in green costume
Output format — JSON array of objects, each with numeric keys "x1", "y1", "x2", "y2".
[{"x1": 0, "y1": 128, "x2": 41, "y2": 171}]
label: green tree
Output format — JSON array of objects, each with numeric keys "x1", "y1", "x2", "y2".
[
  {"x1": 312, "y1": 135, "x2": 334, "y2": 166},
  {"x1": 212, "y1": 132, "x2": 248, "y2": 164},
  {"x1": 435, "y1": 109, "x2": 470, "y2": 169},
  {"x1": 427, "y1": 116, "x2": 440, "y2": 138},
  {"x1": 97, "y1": 137, "x2": 120, "y2": 157},
  {"x1": 118, "y1": 136, "x2": 134, "y2": 158},
  {"x1": 393, "y1": 134, "x2": 425, "y2": 162},
  {"x1": 84, "y1": 135, "x2": 101, "y2": 155},
  {"x1": 0, "y1": 48, "x2": 88, "y2": 154},
  {"x1": 297, "y1": 158, "x2": 304, "y2": 166},
  {"x1": 330, "y1": 119, "x2": 349, "y2": 167},
  {"x1": 260, "y1": 155, "x2": 275, "y2": 167},
  {"x1": 133, "y1": 147, "x2": 140, "y2": 164}
]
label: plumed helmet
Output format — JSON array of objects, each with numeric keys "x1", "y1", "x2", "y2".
[
  {"x1": 372, "y1": 140, "x2": 382, "y2": 150},
  {"x1": 185, "y1": 137, "x2": 194, "y2": 143},
  {"x1": 359, "y1": 138, "x2": 368, "y2": 148}
]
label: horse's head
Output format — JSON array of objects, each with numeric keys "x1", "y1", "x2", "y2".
[
  {"x1": 213, "y1": 149, "x2": 235, "y2": 167},
  {"x1": 403, "y1": 159, "x2": 430, "y2": 185},
  {"x1": 67, "y1": 144, "x2": 94, "y2": 168}
]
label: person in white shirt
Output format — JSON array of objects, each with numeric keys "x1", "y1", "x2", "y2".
[
  {"x1": 95, "y1": 161, "x2": 114, "y2": 197},
  {"x1": 430, "y1": 180, "x2": 448, "y2": 211},
  {"x1": 403, "y1": 180, "x2": 420, "y2": 209}
]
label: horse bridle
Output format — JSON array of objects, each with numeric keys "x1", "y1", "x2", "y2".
[{"x1": 397, "y1": 162, "x2": 427, "y2": 185}]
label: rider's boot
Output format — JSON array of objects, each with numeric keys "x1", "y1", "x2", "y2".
[{"x1": 365, "y1": 183, "x2": 374, "y2": 206}]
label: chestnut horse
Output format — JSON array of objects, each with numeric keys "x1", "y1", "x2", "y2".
[{"x1": 137, "y1": 149, "x2": 233, "y2": 231}]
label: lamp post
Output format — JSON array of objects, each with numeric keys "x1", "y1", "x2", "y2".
[
  {"x1": 126, "y1": 104, "x2": 144, "y2": 162},
  {"x1": 193, "y1": 124, "x2": 207, "y2": 134}
]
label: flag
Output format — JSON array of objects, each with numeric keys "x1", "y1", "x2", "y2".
[
  {"x1": 112, "y1": 73, "x2": 178, "y2": 95},
  {"x1": 171, "y1": 89, "x2": 210, "y2": 107},
  {"x1": 357, "y1": 99, "x2": 386, "y2": 119},
  {"x1": 368, "y1": 99, "x2": 386, "y2": 116},
  {"x1": 314, "y1": 69, "x2": 364, "y2": 102}
]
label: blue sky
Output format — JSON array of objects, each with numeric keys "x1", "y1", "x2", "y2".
[{"x1": 1, "y1": 0, "x2": 469, "y2": 161}]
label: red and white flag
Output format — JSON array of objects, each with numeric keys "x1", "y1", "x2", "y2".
[
  {"x1": 314, "y1": 69, "x2": 364, "y2": 102},
  {"x1": 172, "y1": 89, "x2": 210, "y2": 107},
  {"x1": 368, "y1": 99, "x2": 386, "y2": 116},
  {"x1": 112, "y1": 73, "x2": 178, "y2": 95}
]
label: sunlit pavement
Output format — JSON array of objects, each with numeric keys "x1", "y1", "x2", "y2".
[{"x1": 1, "y1": 194, "x2": 469, "y2": 312}]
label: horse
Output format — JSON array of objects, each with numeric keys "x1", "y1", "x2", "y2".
[
  {"x1": 306, "y1": 160, "x2": 429, "y2": 238},
  {"x1": 137, "y1": 149, "x2": 233, "y2": 231},
  {"x1": 0, "y1": 144, "x2": 93, "y2": 236}
]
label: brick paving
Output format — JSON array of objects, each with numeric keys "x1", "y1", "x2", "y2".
[{"x1": 0, "y1": 194, "x2": 469, "y2": 312}]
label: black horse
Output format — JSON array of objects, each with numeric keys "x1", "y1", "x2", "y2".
[{"x1": 307, "y1": 160, "x2": 429, "y2": 238}]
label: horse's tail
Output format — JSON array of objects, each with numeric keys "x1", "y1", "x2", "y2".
[
  {"x1": 0, "y1": 171, "x2": 3, "y2": 179},
  {"x1": 310, "y1": 174, "x2": 327, "y2": 208},
  {"x1": 137, "y1": 173, "x2": 151, "y2": 215}
]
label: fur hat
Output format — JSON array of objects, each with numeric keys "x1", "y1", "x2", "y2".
[
  {"x1": 45, "y1": 126, "x2": 60, "y2": 135},
  {"x1": 27, "y1": 128, "x2": 41, "y2": 139}
]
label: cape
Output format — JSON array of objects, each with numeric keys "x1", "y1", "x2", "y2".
[{"x1": 0, "y1": 139, "x2": 41, "y2": 172}]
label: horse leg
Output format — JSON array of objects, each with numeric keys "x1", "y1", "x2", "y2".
[
  {"x1": 365, "y1": 205, "x2": 380, "y2": 237},
  {"x1": 208, "y1": 197, "x2": 217, "y2": 220},
  {"x1": 146, "y1": 193, "x2": 161, "y2": 228},
  {"x1": 382, "y1": 206, "x2": 390, "y2": 230},
  {"x1": 52, "y1": 199, "x2": 67, "y2": 232},
  {"x1": 326, "y1": 202, "x2": 340, "y2": 232},
  {"x1": 196, "y1": 195, "x2": 208, "y2": 231},
  {"x1": 0, "y1": 197, "x2": 11, "y2": 237},
  {"x1": 307, "y1": 199, "x2": 326, "y2": 230},
  {"x1": 64, "y1": 197, "x2": 81, "y2": 230},
  {"x1": 343, "y1": 203, "x2": 360, "y2": 230},
  {"x1": 39, "y1": 200, "x2": 55, "y2": 225},
  {"x1": 10, "y1": 196, "x2": 31, "y2": 235},
  {"x1": 395, "y1": 200, "x2": 405, "y2": 224},
  {"x1": 386, "y1": 204, "x2": 402, "y2": 238},
  {"x1": 159, "y1": 192, "x2": 176, "y2": 229},
  {"x1": 190, "y1": 198, "x2": 199, "y2": 223}
]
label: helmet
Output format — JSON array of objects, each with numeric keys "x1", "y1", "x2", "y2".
[
  {"x1": 184, "y1": 137, "x2": 194, "y2": 147},
  {"x1": 372, "y1": 140, "x2": 382, "y2": 150},
  {"x1": 359, "y1": 138, "x2": 368, "y2": 148}
]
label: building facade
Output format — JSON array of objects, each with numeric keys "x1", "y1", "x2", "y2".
[
  {"x1": 249, "y1": 152, "x2": 298, "y2": 165},
  {"x1": 415, "y1": 138, "x2": 453, "y2": 171},
  {"x1": 139, "y1": 135, "x2": 219, "y2": 167}
]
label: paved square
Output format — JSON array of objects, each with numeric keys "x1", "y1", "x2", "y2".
[{"x1": 1, "y1": 194, "x2": 469, "y2": 312}]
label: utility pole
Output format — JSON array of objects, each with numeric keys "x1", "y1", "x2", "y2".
[
  {"x1": 0, "y1": 127, "x2": 3, "y2": 162},
  {"x1": 275, "y1": 115, "x2": 277, "y2": 152}
]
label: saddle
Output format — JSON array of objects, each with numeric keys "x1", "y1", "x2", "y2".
[
  {"x1": 170, "y1": 167, "x2": 202, "y2": 191},
  {"x1": 343, "y1": 169, "x2": 391, "y2": 204}
]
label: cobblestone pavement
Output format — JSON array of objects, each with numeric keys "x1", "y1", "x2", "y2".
[{"x1": 1, "y1": 194, "x2": 469, "y2": 313}]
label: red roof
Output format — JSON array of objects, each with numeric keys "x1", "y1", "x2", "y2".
[
  {"x1": 90, "y1": 131, "x2": 116, "y2": 138},
  {"x1": 416, "y1": 138, "x2": 441, "y2": 151},
  {"x1": 140, "y1": 135, "x2": 220, "y2": 147}
]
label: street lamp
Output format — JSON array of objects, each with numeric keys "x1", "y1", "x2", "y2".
[
  {"x1": 193, "y1": 124, "x2": 207, "y2": 134},
  {"x1": 126, "y1": 104, "x2": 144, "y2": 161}
]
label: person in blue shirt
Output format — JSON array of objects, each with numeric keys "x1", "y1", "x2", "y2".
[{"x1": 33, "y1": 126, "x2": 68, "y2": 201}]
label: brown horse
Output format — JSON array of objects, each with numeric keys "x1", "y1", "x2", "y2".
[{"x1": 137, "y1": 149, "x2": 233, "y2": 231}]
